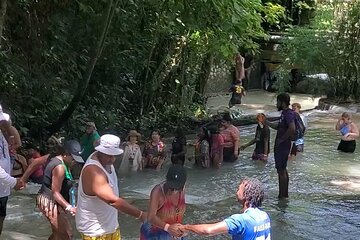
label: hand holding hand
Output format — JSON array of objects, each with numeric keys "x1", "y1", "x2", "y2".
[
  {"x1": 177, "y1": 224, "x2": 189, "y2": 236},
  {"x1": 14, "y1": 178, "x2": 25, "y2": 191},
  {"x1": 168, "y1": 223, "x2": 184, "y2": 238},
  {"x1": 66, "y1": 206, "x2": 76, "y2": 216}
]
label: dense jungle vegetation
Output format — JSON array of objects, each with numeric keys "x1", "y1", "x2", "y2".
[{"x1": 0, "y1": 0, "x2": 358, "y2": 143}]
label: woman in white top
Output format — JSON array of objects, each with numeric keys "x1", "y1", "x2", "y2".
[{"x1": 119, "y1": 130, "x2": 142, "y2": 172}]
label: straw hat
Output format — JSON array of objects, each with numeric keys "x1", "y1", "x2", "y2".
[{"x1": 127, "y1": 130, "x2": 141, "y2": 141}]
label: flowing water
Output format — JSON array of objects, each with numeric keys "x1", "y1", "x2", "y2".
[{"x1": 3, "y1": 110, "x2": 360, "y2": 240}]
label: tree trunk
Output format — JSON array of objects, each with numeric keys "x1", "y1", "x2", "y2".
[
  {"x1": 46, "y1": 0, "x2": 119, "y2": 135},
  {"x1": 0, "y1": 0, "x2": 7, "y2": 44}
]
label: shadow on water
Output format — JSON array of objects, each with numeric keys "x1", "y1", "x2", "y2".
[{"x1": 3, "y1": 110, "x2": 360, "y2": 239}]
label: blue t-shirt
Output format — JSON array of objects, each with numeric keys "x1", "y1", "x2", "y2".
[{"x1": 224, "y1": 208, "x2": 271, "y2": 240}]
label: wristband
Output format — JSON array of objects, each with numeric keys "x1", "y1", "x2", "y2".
[
  {"x1": 136, "y1": 211, "x2": 143, "y2": 219},
  {"x1": 65, "y1": 205, "x2": 72, "y2": 211},
  {"x1": 164, "y1": 223, "x2": 170, "y2": 232}
]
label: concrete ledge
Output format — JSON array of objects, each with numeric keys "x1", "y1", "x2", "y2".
[{"x1": 206, "y1": 90, "x2": 323, "y2": 116}]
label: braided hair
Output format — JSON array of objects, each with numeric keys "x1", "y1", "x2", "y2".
[{"x1": 242, "y1": 177, "x2": 265, "y2": 208}]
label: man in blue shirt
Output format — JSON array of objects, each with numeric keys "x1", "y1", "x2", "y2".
[{"x1": 180, "y1": 178, "x2": 271, "y2": 239}]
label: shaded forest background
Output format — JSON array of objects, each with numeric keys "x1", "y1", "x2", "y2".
[{"x1": 0, "y1": 0, "x2": 358, "y2": 143}]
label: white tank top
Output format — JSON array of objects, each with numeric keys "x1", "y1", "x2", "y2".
[
  {"x1": 76, "y1": 158, "x2": 119, "y2": 236},
  {"x1": 0, "y1": 132, "x2": 11, "y2": 198}
]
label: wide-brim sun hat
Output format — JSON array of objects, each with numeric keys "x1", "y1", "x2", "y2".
[
  {"x1": 127, "y1": 130, "x2": 141, "y2": 140},
  {"x1": 95, "y1": 134, "x2": 124, "y2": 156}
]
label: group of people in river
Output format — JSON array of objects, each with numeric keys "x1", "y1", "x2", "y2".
[{"x1": 0, "y1": 90, "x2": 359, "y2": 240}]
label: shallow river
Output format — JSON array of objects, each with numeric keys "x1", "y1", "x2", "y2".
[{"x1": 4, "y1": 110, "x2": 360, "y2": 240}]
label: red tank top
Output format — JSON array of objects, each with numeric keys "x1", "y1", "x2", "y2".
[{"x1": 156, "y1": 183, "x2": 186, "y2": 224}]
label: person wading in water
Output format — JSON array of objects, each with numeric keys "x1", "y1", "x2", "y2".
[
  {"x1": 221, "y1": 113, "x2": 240, "y2": 163},
  {"x1": 140, "y1": 165, "x2": 187, "y2": 239},
  {"x1": 266, "y1": 93, "x2": 295, "y2": 198},
  {"x1": 240, "y1": 113, "x2": 270, "y2": 161},
  {"x1": 36, "y1": 138, "x2": 84, "y2": 240},
  {"x1": 336, "y1": 112, "x2": 359, "y2": 153},
  {"x1": 180, "y1": 177, "x2": 271, "y2": 239},
  {"x1": 76, "y1": 134, "x2": 146, "y2": 239}
]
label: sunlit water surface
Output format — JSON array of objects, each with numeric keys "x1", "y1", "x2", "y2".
[{"x1": 4, "y1": 111, "x2": 360, "y2": 240}]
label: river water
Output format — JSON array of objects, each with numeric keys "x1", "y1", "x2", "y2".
[{"x1": 4, "y1": 109, "x2": 360, "y2": 240}]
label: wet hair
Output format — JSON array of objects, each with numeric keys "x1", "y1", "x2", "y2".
[
  {"x1": 175, "y1": 127, "x2": 185, "y2": 138},
  {"x1": 256, "y1": 113, "x2": 266, "y2": 121},
  {"x1": 199, "y1": 127, "x2": 211, "y2": 142},
  {"x1": 150, "y1": 129, "x2": 161, "y2": 139},
  {"x1": 199, "y1": 127, "x2": 212, "y2": 154},
  {"x1": 241, "y1": 177, "x2": 265, "y2": 208},
  {"x1": 207, "y1": 125, "x2": 220, "y2": 134},
  {"x1": 277, "y1": 93, "x2": 290, "y2": 106},
  {"x1": 292, "y1": 102, "x2": 301, "y2": 109},
  {"x1": 342, "y1": 112, "x2": 351, "y2": 119},
  {"x1": 222, "y1": 112, "x2": 232, "y2": 122}
]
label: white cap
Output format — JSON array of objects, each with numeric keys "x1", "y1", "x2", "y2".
[{"x1": 95, "y1": 134, "x2": 123, "y2": 156}]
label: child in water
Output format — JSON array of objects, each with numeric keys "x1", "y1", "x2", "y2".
[
  {"x1": 240, "y1": 113, "x2": 270, "y2": 161},
  {"x1": 229, "y1": 80, "x2": 246, "y2": 108}
]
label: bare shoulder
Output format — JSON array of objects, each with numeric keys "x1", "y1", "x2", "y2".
[
  {"x1": 150, "y1": 184, "x2": 165, "y2": 208},
  {"x1": 83, "y1": 164, "x2": 105, "y2": 174},
  {"x1": 150, "y1": 184, "x2": 164, "y2": 199},
  {"x1": 82, "y1": 164, "x2": 107, "y2": 182}
]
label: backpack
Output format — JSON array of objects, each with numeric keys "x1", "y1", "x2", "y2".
[{"x1": 291, "y1": 112, "x2": 306, "y2": 141}]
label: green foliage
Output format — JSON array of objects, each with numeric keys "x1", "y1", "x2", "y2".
[
  {"x1": 278, "y1": 0, "x2": 360, "y2": 101},
  {"x1": 0, "y1": 0, "x2": 286, "y2": 143},
  {"x1": 263, "y1": 2, "x2": 287, "y2": 29}
]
